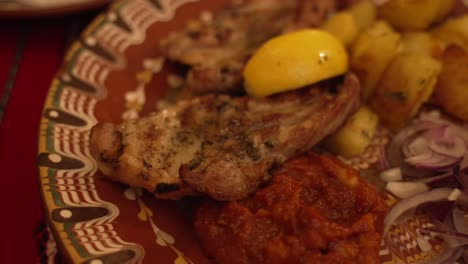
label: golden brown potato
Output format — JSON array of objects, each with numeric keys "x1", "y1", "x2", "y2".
[
  {"x1": 348, "y1": 0, "x2": 377, "y2": 31},
  {"x1": 434, "y1": 0, "x2": 458, "y2": 21},
  {"x1": 378, "y1": 0, "x2": 456, "y2": 30},
  {"x1": 433, "y1": 45, "x2": 468, "y2": 121},
  {"x1": 369, "y1": 54, "x2": 442, "y2": 130},
  {"x1": 322, "y1": 11, "x2": 359, "y2": 46},
  {"x1": 432, "y1": 15, "x2": 468, "y2": 52},
  {"x1": 324, "y1": 105, "x2": 379, "y2": 158},
  {"x1": 451, "y1": 0, "x2": 468, "y2": 17},
  {"x1": 350, "y1": 21, "x2": 401, "y2": 99},
  {"x1": 401, "y1": 32, "x2": 444, "y2": 60}
]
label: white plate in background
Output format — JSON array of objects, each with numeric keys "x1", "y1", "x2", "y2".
[{"x1": 0, "y1": 0, "x2": 111, "y2": 17}]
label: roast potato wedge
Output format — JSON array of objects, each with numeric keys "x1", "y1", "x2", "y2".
[
  {"x1": 350, "y1": 21, "x2": 401, "y2": 99},
  {"x1": 324, "y1": 105, "x2": 379, "y2": 158},
  {"x1": 322, "y1": 11, "x2": 359, "y2": 46},
  {"x1": 378, "y1": 0, "x2": 456, "y2": 30},
  {"x1": 369, "y1": 54, "x2": 442, "y2": 130},
  {"x1": 401, "y1": 32, "x2": 444, "y2": 60},
  {"x1": 433, "y1": 45, "x2": 468, "y2": 121},
  {"x1": 432, "y1": 15, "x2": 468, "y2": 52},
  {"x1": 348, "y1": 0, "x2": 377, "y2": 31}
]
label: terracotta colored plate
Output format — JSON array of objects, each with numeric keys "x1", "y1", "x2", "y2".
[
  {"x1": 0, "y1": 0, "x2": 110, "y2": 18},
  {"x1": 37, "y1": 0, "x2": 465, "y2": 263}
]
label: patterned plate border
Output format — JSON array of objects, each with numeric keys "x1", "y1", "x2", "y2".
[
  {"x1": 37, "y1": 1, "x2": 197, "y2": 263},
  {"x1": 37, "y1": 1, "x2": 461, "y2": 263}
]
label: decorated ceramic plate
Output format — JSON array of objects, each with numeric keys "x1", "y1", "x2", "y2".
[
  {"x1": 0, "y1": 0, "x2": 110, "y2": 17},
  {"x1": 38, "y1": 0, "x2": 468, "y2": 263}
]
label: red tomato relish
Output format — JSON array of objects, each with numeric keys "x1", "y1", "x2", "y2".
[{"x1": 195, "y1": 153, "x2": 388, "y2": 264}]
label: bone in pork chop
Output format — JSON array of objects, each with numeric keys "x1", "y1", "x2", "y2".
[
  {"x1": 90, "y1": 74, "x2": 360, "y2": 201},
  {"x1": 160, "y1": 0, "x2": 337, "y2": 94}
]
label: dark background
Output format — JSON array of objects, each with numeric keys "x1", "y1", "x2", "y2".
[{"x1": 0, "y1": 7, "x2": 104, "y2": 263}]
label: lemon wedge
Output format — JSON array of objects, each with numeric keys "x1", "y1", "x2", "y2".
[{"x1": 243, "y1": 29, "x2": 349, "y2": 97}]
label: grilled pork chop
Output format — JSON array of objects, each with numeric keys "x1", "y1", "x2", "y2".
[
  {"x1": 90, "y1": 74, "x2": 360, "y2": 201},
  {"x1": 160, "y1": 0, "x2": 337, "y2": 94}
]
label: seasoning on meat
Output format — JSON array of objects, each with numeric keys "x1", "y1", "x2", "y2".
[
  {"x1": 195, "y1": 153, "x2": 388, "y2": 264},
  {"x1": 89, "y1": 73, "x2": 360, "y2": 201},
  {"x1": 160, "y1": 0, "x2": 338, "y2": 94}
]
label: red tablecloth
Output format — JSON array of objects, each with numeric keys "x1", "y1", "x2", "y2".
[{"x1": 0, "y1": 11, "x2": 101, "y2": 263}]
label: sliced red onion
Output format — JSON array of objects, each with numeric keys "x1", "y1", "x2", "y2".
[
  {"x1": 449, "y1": 189, "x2": 463, "y2": 201},
  {"x1": 456, "y1": 193, "x2": 468, "y2": 207},
  {"x1": 404, "y1": 136, "x2": 430, "y2": 158},
  {"x1": 452, "y1": 207, "x2": 468, "y2": 252},
  {"x1": 405, "y1": 126, "x2": 463, "y2": 168},
  {"x1": 402, "y1": 164, "x2": 439, "y2": 179},
  {"x1": 430, "y1": 140, "x2": 466, "y2": 160},
  {"x1": 440, "y1": 247, "x2": 464, "y2": 264},
  {"x1": 463, "y1": 247, "x2": 468, "y2": 263},
  {"x1": 387, "y1": 122, "x2": 432, "y2": 168},
  {"x1": 410, "y1": 240, "x2": 463, "y2": 264},
  {"x1": 422, "y1": 227, "x2": 468, "y2": 243},
  {"x1": 385, "y1": 182, "x2": 429, "y2": 199},
  {"x1": 378, "y1": 145, "x2": 391, "y2": 170},
  {"x1": 380, "y1": 167, "x2": 402, "y2": 182},
  {"x1": 384, "y1": 188, "x2": 454, "y2": 234},
  {"x1": 419, "y1": 110, "x2": 444, "y2": 124},
  {"x1": 420, "y1": 209, "x2": 468, "y2": 250},
  {"x1": 383, "y1": 111, "x2": 468, "y2": 257},
  {"x1": 424, "y1": 219, "x2": 468, "y2": 249},
  {"x1": 421, "y1": 112, "x2": 468, "y2": 152},
  {"x1": 386, "y1": 111, "x2": 467, "y2": 175},
  {"x1": 418, "y1": 171, "x2": 460, "y2": 188},
  {"x1": 415, "y1": 233, "x2": 433, "y2": 252},
  {"x1": 419, "y1": 200, "x2": 456, "y2": 223},
  {"x1": 453, "y1": 207, "x2": 468, "y2": 235},
  {"x1": 456, "y1": 164, "x2": 468, "y2": 191},
  {"x1": 405, "y1": 151, "x2": 462, "y2": 170},
  {"x1": 461, "y1": 158, "x2": 468, "y2": 173},
  {"x1": 427, "y1": 247, "x2": 464, "y2": 264},
  {"x1": 456, "y1": 124, "x2": 468, "y2": 147},
  {"x1": 428, "y1": 126, "x2": 466, "y2": 158},
  {"x1": 421, "y1": 110, "x2": 468, "y2": 148}
]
